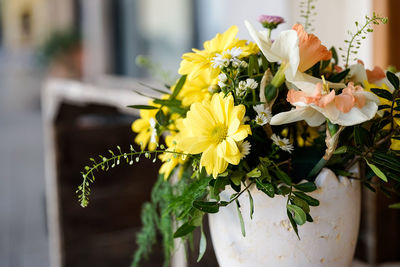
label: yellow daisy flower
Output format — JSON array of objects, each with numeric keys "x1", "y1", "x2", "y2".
[
  {"x1": 159, "y1": 119, "x2": 187, "y2": 179},
  {"x1": 178, "y1": 26, "x2": 259, "y2": 80},
  {"x1": 176, "y1": 71, "x2": 217, "y2": 107},
  {"x1": 177, "y1": 93, "x2": 251, "y2": 178}
]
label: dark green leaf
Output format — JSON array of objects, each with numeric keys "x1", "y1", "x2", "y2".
[
  {"x1": 156, "y1": 109, "x2": 168, "y2": 126},
  {"x1": 287, "y1": 210, "x2": 300, "y2": 239},
  {"x1": 278, "y1": 185, "x2": 291, "y2": 195},
  {"x1": 173, "y1": 222, "x2": 196, "y2": 238},
  {"x1": 255, "y1": 178, "x2": 275, "y2": 198},
  {"x1": 306, "y1": 213, "x2": 314, "y2": 222},
  {"x1": 153, "y1": 98, "x2": 181, "y2": 107},
  {"x1": 273, "y1": 167, "x2": 292, "y2": 185},
  {"x1": 230, "y1": 171, "x2": 245, "y2": 186},
  {"x1": 260, "y1": 54, "x2": 269, "y2": 71},
  {"x1": 329, "y1": 69, "x2": 350, "y2": 83},
  {"x1": 371, "y1": 88, "x2": 393, "y2": 101},
  {"x1": 287, "y1": 204, "x2": 307, "y2": 225},
  {"x1": 127, "y1": 105, "x2": 158, "y2": 110},
  {"x1": 330, "y1": 46, "x2": 338, "y2": 64},
  {"x1": 138, "y1": 81, "x2": 171, "y2": 94},
  {"x1": 197, "y1": 225, "x2": 207, "y2": 262},
  {"x1": 294, "y1": 182, "x2": 317, "y2": 192},
  {"x1": 354, "y1": 126, "x2": 372, "y2": 147},
  {"x1": 293, "y1": 191, "x2": 320, "y2": 206},
  {"x1": 170, "y1": 75, "x2": 187, "y2": 99},
  {"x1": 290, "y1": 196, "x2": 310, "y2": 213},
  {"x1": 192, "y1": 200, "x2": 220, "y2": 213},
  {"x1": 378, "y1": 104, "x2": 392, "y2": 110},
  {"x1": 387, "y1": 71, "x2": 399, "y2": 89},
  {"x1": 235, "y1": 200, "x2": 246, "y2": 237}
]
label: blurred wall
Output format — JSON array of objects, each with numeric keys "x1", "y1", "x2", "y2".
[
  {"x1": 196, "y1": 0, "x2": 373, "y2": 67},
  {"x1": 1, "y1": 0, "x2": 74, "y2": 50}
]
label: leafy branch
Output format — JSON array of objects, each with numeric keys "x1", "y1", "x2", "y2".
[
  {"x1": 299, "y1": 0, "x2": 318, "y2": 32},
  {"x1": 77, "y1": 145, "x2": 190, "y2": 208},
  {"x1": 340, "y1": 13, "x2": 388, "y2": 67}
]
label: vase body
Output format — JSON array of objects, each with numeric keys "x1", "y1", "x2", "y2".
[{"x1": 208, "y1": 168, "x2": 361, "y2": 267}]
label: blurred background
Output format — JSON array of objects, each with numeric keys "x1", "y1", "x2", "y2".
[{"x1": 0, "y1": 0, "x2": 399, "y2": 267}]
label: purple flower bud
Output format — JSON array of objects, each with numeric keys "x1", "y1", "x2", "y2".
[{"x1": 257, "y1": 15, "x2": 285, "y2": 29}]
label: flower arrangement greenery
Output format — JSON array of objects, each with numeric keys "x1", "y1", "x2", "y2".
[{"x1": 77, "y1": 3, "x2": 400, "y2": 266}]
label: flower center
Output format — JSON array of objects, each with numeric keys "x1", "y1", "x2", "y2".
[
  {"x1": 210, "y1": 124, "x2": 228, "y2": 144},
  {"x1": 278, "y1": 140, "x2": 286, "y2": 147}
]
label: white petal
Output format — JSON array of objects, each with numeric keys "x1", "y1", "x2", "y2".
[
  {"x1": 286, "y1": 72, "x2": 345, "y2": 94},
  {"x1": 270, "y1": 107, "x2": 326, "y2": 127},
  {"x1": 270, "y1": 30, "x2": 300, "y2": 77},
  {"x1": 349, "y1": 63, "x2": 368, "y2": 85}
]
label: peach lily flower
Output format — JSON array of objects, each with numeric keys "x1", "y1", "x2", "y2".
[
  {"x1": 270, "y1": 82, "x2": 379, "y2": 126},
  {"x1": 245, "y1": 21, "x2": 342, "y2": 94}
]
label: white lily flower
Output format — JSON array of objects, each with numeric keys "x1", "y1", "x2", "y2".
[
  {"x1": 245, "y1": 21, "x2": 343, "y2": 94},
  {"x1": 270, "y1": 82, "x2": 379, "y2": 127}
]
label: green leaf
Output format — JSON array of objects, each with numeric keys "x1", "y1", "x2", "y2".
[
  {"x1": 156, "y1": 109, "x2": 168, "y2": 126},
  {"x1": 273, "y1": 167, "x2": 292, "y2": 185},
  {"x1": 371, "y1": 88, "x2": 393, "y2": 101},
  {"x1": 260, "y1": 54, "x2": 269, "y2": 71},
  {"x1": 290, "y1": 196, "x2": 310, "y2": 213},
  {"x1": 170, "y1": 75, "x2": 187, "y2": 99},
  {"x1": 378, "y1": 104, "x2": 392, "y2": 110},
  {"x1": 248, "y1": 189, "x2": 254, "y2": 219},
  {"x1": 127, "y1": 104, "x2": 158, "y2": 110},
  {"x1": 255, "y1": 178, "x2": 275, "y2": 198},
  {"x1": 334, "y1": 146, "x2": 348, "y2": 154},
  {"x1": 329, "y1": 69, "x2": 350, "y2": 83},
  {"x1": 197, "y1": 225, "x2": 207, "y2": 262},
  {"x1": 287, "y1": 204, "x2": 307, "y2": 225},
  {"x1": 387, "y1": 71, "x2": 399, "y2": 89},
  {"x1": 330, "y1": 46, "x2": 338, "y2": 64},
  {"x1": 365, "y1": 159, "x2": 388, "y2": 182},
  {"x1": 173, "y1": 222, "x2": 196, "y2": 238},
  {"x1": 287, "y1": 210, "x2": 300, "y2": 239},
  {"x1": 247, "y1": 168, "x2": 261, "y2": 178},
  {"x1": 354, "y1": 126, "x2": 372, "y2": 147},
  {"x1": 389, "y1": 203, "x2": 400, "y2": 209},
  {"x1": 293, "y1": 191, "x2": 320, "y2": 206},
  {"x1": 235, "y1": 200, "x2": 246, "y2": 237},
  {"x1": 192, "y1": 200, "x2": 220, "y2": 213},
  {"x1": 293, "y1": 182, "x2": 317, "y2": 192},
  {"x1": 153, "y1": 98, "x2": 181, "y2": 107},
  {"x1": 230, "y1": 171, "x2": 245, "y2": 186}
]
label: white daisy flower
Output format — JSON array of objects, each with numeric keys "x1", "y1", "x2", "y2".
[
  {"x1": 211, "y1": 54, "x2": 229, "y2": 68},
  {"x1": 271, "y1": 134, "x2": 294, "y2": 153},
  {"x1": 218, "y1": 73, "x2": 227, "y2": 83},
  {"x1": 246, "y1": 78, "x2": 258, "y2": 90},
  {"x1": 218, "y1": 81, "x2": 226, "y2": 88},
  {"x1": 238, "y1": 141, "x2": 251, "y2": 159},
  {"x1": 226, "y1": 47, "x2": 242, "y2": 58},
  {"x1": 236, "y1": 81, "x2": 247, "y2": 96},
  {"x1": 253, "y1": 104, "x2": 272, "y2": 123},
  {"x1": 255, "y1": 114, "x2": 269, "y2": 126}
]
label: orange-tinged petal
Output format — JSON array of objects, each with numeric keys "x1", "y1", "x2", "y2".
[
  {"x1": 366, "y1": 66, "x2": 386, "y2": 83},
  {"x1": 334, "y1": 87, "x2": 355, "y2": 113},
  {"x1": 293, "y1": 24, "x2": 332, "y2": 72}
]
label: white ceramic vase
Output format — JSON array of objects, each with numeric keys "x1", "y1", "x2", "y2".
[{"x1": 208, "y1": 168, "x2": 361, "y2": 267}]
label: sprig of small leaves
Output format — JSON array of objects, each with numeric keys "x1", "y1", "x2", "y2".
[
  {"x1": 77, "y1": 145, "x2": 188, "y2": 208},
  {"x1": 299, "y1": 0, "x2": 318, "y2": 32},
  {"x1": 340, "y1": 13, "x2": 388, "y2": 67}
]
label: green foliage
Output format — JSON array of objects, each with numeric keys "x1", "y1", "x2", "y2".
[
  {"x1": 39, "y1": 29, "x2": 81, "y2": 63},
  {"x1": 340, "y1": 13, "x2": 388, "y2": 67}
]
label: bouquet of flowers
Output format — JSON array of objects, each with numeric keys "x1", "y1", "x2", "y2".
[{"x1": 77, "y1": 7, "x2": 400, "y2": 267}]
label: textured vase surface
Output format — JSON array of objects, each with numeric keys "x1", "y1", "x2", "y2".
[{"x1": 209, "y1": 168, "x2": 361, "y2": 267}]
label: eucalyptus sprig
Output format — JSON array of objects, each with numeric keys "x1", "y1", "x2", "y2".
[{"x1": 340, "y1": 13, "x2": 388, "y2": 67}]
